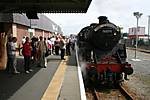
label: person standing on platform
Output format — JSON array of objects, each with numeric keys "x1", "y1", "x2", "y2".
[
  {"x1": 70, "y1": 37, "x2": 75, "y2": 51},
  {"x1": 50, "y1": 36, "x2": 55, "y2": 55},
  {"x1": 60, "y1": 36, "x2": 66, "y2": 60},
  {"x1": 44, "y1": 37, "x2": 48, "y2": 67},
  {"x1": 47, "y1": 37, "x2": 52, "y2": 55},
  {"x1": 22, "y1": 37, "x2": 32, "y2": 74},
  {"x1": 31, "y1": 37, "x2": 38, "y2": 62},
  {"x1": 37, "y1": 36, "x2": 47, "y2": 68},
  {"x1": 66, "y1": 38, "x2": 71, "y2": 56},
  {"x1": 7, "y1": 37, "x2": 20, "y2": 74},
  {"x1": 54, "y1": 36, "x2": 60, "y2": 55}
]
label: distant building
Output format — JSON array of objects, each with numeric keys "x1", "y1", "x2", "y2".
[
  {"x1": 128, "y1": 27, "x2": 146, "y2": 38},
  {"x1": 125, "y1": 27, "x2": 150, "y2": 46}
]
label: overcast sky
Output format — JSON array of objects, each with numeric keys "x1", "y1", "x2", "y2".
[{"x1": 45, "y1": 0, "x2": 150, "y2": 35}]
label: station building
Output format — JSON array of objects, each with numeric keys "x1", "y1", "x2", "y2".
[{"x1": 0, "y1": 13, "x2": 62, "y2": 46}]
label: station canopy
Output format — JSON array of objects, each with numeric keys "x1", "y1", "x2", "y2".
[{"x1": 0, "y1": 0, "x2": 92, "y2": 13}]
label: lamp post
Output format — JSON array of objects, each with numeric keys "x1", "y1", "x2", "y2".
[
  {"x1": 133, "y1": 12, "x2": 142, "y2": 60},
  {"x1": 148, "y1": 16, "x2": 150, "y2": 45}
]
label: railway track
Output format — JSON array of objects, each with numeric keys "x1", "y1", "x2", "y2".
[
  {"x1": 86, "y1": 83, "x2": 137, "y2": 100},
  {"x1": 127, "y1": 47, "x2": 150, "y2": 53}
]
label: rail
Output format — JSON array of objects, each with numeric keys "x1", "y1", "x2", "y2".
[
  {"x1": 87, "y1": 87, "x2": 133, "y2": 100},
  {"x1": 86, "y1": 83, "x2": 138, "y2": 100},
  {"x1": 127, "y1": 47, "x2": 150, "y2": 53}
]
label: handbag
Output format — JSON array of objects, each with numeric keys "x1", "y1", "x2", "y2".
[{"x1": 45, "y1": 50, "x2": 51, "y2": 57}]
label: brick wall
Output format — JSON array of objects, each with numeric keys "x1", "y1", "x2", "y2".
[
  {"x1": 15, "y1": 25, "x2": 53, "y2": 44},
  {"x1": 16, "y1": 24, "x2": 29, "y2": 45},
  {"x1": 44, "y1": 31, "x2": 49, "y2": 39},
  {"x1": 35, "y1": 29, "x2": 43, "y2": 38}
]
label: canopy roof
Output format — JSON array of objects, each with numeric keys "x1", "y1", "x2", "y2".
[{"x1": 0, "y1": 0, "x2": 92, "y2": 13}]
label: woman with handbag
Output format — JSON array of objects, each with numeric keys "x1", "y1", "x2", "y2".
[{"x1": 22, "y1": 37, "x2": 33, "y2": 74}]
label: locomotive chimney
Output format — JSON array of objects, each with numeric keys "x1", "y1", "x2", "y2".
[{"x1": 98, "y1": 16, "x2": 108, "y2": 24}]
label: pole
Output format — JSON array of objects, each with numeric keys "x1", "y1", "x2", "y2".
[
  {"x1": 133, "y1": 12, "x2": 142, "y2": 61},
  {"x1": 30, "y1": 19, "x2": 31, "y2": 28},
  {"x1": 29, "y1": 19, "x2": 32, "y2": 39},
  {"x1": 135, "y1": 17, "x2": 139, "y2": 59},
  {"x1": 148, "y1": 16, "x2": 150, "y2": 44}
]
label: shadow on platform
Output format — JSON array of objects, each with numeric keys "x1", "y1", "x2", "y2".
[{"x1": 0, "y1": 57, "x2": 41, "y2": 100}]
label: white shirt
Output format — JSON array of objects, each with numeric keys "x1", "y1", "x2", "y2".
[{"x1": 50, "y1": 37, "x2": 55, "y2": 45}]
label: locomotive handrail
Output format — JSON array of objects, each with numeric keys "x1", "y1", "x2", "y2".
[{"x1": 94, "y1": 23, "x2": 117, "y2": 32}]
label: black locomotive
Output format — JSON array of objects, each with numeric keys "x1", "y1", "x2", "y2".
[{"x1": 77, "y1": 16, "x2": 133, "y2": 87}]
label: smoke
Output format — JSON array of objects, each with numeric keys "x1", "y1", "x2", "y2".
[{"x1": 80, "y1": 61, "x2": 88, "y2": 80}]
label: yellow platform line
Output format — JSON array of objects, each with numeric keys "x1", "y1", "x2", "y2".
[{"x1": 41, "y1": 56, "x2": 68, "y2": 100}]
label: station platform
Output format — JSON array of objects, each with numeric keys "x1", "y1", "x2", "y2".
[{"x1": 0, "y1": 50, "x2": 84, "y2": 100}]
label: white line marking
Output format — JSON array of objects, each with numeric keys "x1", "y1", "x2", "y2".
[{"x1": 75, "y1": 43, "x2": 87, "y2": 100}]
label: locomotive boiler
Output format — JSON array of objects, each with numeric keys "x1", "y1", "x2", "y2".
[{"x1": 77, "y1": 16, "x2": 133, "y2": 87}]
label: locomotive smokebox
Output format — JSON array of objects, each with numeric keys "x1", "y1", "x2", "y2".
[{"x1": 91, "y1": 16, "x2": 121, "y2": 51}]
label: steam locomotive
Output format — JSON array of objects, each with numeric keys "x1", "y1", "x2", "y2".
[{"x1": 77, "y1": 16, "x2": 133, "y2": 87}]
